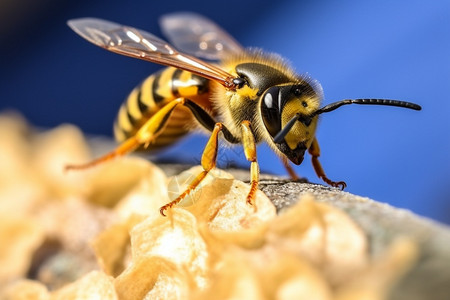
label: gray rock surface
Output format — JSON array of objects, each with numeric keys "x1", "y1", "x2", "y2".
[{"x1": 259, "y1": 179, "x2": 450, "y2": 300}]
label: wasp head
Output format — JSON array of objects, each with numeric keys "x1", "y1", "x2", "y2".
[{"x1": 259, "y1": 81, "x2": 322, "y2": 165}]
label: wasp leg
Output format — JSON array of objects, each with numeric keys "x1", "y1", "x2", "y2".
[
  {"x1": 241, "y1": 121, "x2": 259, "y2": 206},
  {"x1": 159, "y1": 122, "x2": 224, "y2": 216},
  {"x1": 281, "y1": 157, "x2": 300, "y2": 180},
  {"x1": 65, "y1": 98, "x2": 185, "y2": 170},
  {"x1": 183, "y1": 99, "x2": 239, "y2": 144},
  {"x1": 158, "y1": 99, "x2": 240, "y2": 216},
  {"x1": 308, "y1": 137, "x2": 347, "y2": 190}
]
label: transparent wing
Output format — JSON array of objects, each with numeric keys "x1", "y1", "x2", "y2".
[
  {"x1": 159, "y1": 12, "x2": 244, "y2": 60},
  {"x1": 67, "y1": 18, "x2": 236, "y2": 88}
]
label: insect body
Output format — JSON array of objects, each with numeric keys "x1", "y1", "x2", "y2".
[
  {"x1": 67, "y1": 13, "x2": 421, "y2": 216},
  {"x1": 113, "y1": 67, "x2": 210, "y2": 151}
]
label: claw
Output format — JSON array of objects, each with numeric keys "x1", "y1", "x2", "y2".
[
  {"x1": 159, "y1": 206, "x2": 168, "y2": 217},
  {"x1": 160, "y1": 202, "x2": 175, "y2": 217},
  {"x1": 246, "y1": 195, "x2": 257, "y2": 212},
  {"x1": 321, "y1": 176, "x2": 347, "y2": 190},
  {"x1": 332, "y1": 181, "x2": 347, "y2": 190}
]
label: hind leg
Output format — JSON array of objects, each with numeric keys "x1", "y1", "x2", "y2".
[{"x1": 65, "y1": 98, "x2": 185, "y2": 170}]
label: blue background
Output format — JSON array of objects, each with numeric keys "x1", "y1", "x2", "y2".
[{"x1": 1, "y1": 1, "x2": 449, "y2": 224}]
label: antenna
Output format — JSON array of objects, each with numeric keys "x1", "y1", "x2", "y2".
[{"x1": 273, "y1": 99, "x2": 421, "y2": 143}]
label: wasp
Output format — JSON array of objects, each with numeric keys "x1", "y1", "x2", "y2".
[{"x1": 66, "y1": 13, "x2": 421, "y2": 216}]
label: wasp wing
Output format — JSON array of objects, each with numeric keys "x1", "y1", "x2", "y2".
[
  {"x1": 67, "y1": 18, "x2": 236, "y2": 88},
  {"x1": 159, "y1": 12, "x2": 244, "y2": 60}
]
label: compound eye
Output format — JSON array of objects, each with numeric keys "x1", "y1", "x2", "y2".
[{"x1": 261, "y1": 86, "x2": 281, "y2": 138}]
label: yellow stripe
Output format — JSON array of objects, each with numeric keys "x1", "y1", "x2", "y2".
[
  {"x1": 136, "y1": 98, "x2": 183, "y2": 142},
  {"x1": 156, "y1": 68, "x2": 176, "y2": 100},
  {"x1": 126, "y1": 88, "x2": 142, "y2": 120},
  {"x1": 140, "y1": 75, "x2": 156, "y2": 109},
  {"x1": 113, "y1": 121, "x2": 127, "y2": 142},
  {"x1": 118, "y1": 104, "x2": 133, "y2": 132},
  {"x1": 177, "y1": 71, "x2": 198, "y2": 97}
]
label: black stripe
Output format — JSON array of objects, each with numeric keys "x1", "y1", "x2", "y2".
[
  {"x1": 122, "y1": 83, "x2": 148, "y2": 127},
  {"x1": 127, "y1": 110, "x2": 138, "y2": 127},
  {"x1": 171, "y1": 69, "x2": 183, "y2": 98},
  {"x1": 136, "y1": 86, "x2": 149, "y2": 114},
  {"x1": 191, "y1": 74, "x2": 209, "y2": 94},
  {"x1": 114, "y1": 117, "x2": 131, "y2": 139},
  {"x1": 118, "y1": 126, "x2": 132, "y2": 138},
  {"x1": 125, "y1": 93, "x2": 139, "y2": 127},
  {"x1": 152, "y1": 71, "x2": 165, "y2": 104}
]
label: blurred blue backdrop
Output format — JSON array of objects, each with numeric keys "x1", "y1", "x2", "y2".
[{"x1": 1, "y1": 0, "x2": 449, "y2": 223}]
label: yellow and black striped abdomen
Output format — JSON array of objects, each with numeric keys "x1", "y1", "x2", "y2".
[{"x1": 114, "y1": 67, "x2": 210, "y2": 151}]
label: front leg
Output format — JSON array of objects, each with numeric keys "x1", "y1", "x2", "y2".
[
  {"x1": 152, "y1": 99, "x2": 239, "y2": 216},
  {"x1": 308, "y1": 137, "x2": 347, "y2": 190},
  {"x1": 159, "y1": 122, "x2": 224, "y2": 216},
  {"x1": 240, "y1": 121, "x2": 260, "y2": 206}
]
